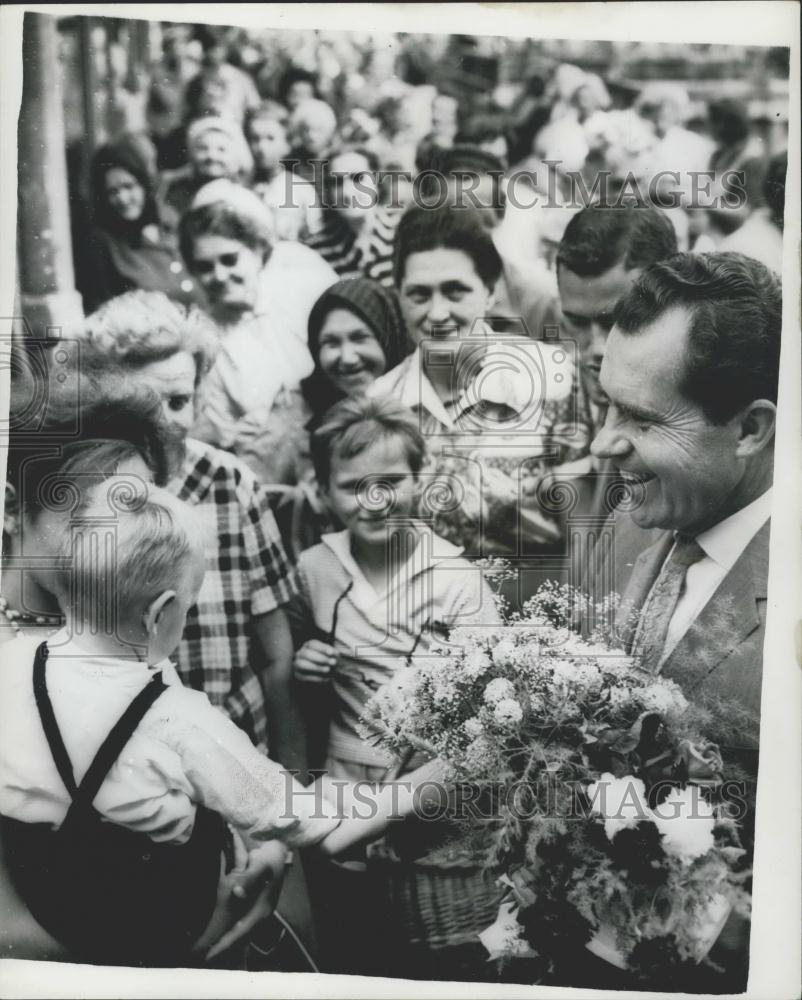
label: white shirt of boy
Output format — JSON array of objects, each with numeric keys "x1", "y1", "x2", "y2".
[
  {"x1": 0, "y1": 631, "x2": 339, "y2": 848},
  {"x1": 290, "y1": 525, "x2": 501, "y2": 769}
]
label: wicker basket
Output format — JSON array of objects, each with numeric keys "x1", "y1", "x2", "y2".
[{"x1": 367, "y1": 840, "x2": 504, "y2": 950}]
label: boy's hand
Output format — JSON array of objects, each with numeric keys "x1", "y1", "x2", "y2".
[
  {"x1": 293, "y1": 639, "x2": 337, "y2": 683},
  {"x1": 194, "y1": 838, "x2": 289, "y2": 961}
]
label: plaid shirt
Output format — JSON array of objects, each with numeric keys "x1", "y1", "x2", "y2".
[{"x1": 167, "y1": 438, "x2": 297, "y2": 752}]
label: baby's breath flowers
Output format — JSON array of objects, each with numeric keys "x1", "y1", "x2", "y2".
[{"x1": 363, "y1": 580, "x2": 753, "y2": 981}]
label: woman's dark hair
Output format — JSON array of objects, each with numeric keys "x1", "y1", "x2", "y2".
[
  {"x1": 302, "y1": 278, "x2": 412, "y2": 417},
  {"x1": 5, "y1": 347, "x2": 181, "y2": 531},
  {"x1": 90, "y1": 134, "x2": 159, "y2": 237},
  {"x1": 392, "y1": 204, "x2": 503, "y2": 290},
  {"x1": 614, "y1": 251, "x2": 781, "y2": 424},
  {"x1": 179, "y1": 201, "x2": 272, "y2": 269}
]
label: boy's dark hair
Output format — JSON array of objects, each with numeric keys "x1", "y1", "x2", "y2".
[
  {"x1": 614, "y1": 251, "x2": 781, "y2": 424},
  {"x1": 392, "y1": 205, "x2": 503, "y2": 291},
  {"x1": 179, "y1": 201, "x2": 272, "y2": 268},
  {"x1": 6, "y1": 351, "x2": 180, "y2": 528},
  {"x1": 311, "y1": 395, "x2": 426, "y2": 489},
  {"x1": 557, "y1": 204, "x2": 678, "y2": 279}
]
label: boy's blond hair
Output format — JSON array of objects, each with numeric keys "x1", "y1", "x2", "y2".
[{"x1": 53, "y1": 483, "x2": 206, "y2": 629}]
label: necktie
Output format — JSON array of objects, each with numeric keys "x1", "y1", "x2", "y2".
[{"x1": 631, "y1": 535, "x2": 706, "y2": 674}]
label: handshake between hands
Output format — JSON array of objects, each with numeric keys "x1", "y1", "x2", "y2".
[{"x1": 194, "y1": 745, "x2": 446, "y2": 961}]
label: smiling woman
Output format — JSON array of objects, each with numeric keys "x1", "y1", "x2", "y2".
[
  {"x1": 303, "y1": 277, "x2": 411, "y2": 424},
  {"x1": 371, "y1": 205, "x2": 592, "y2": 556},
  {"x1": 178, "y1": 186, "x2": 337, "y2": 485},
  {"x1": 77, "y1": 136, "x2": 199, "y2": 313}
]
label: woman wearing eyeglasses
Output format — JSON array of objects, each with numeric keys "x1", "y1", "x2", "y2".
[{"x1": 178, "y1": 182, "x2": 336, "y2": 485}]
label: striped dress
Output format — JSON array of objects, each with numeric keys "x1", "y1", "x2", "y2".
[{"x1": 304, "y1": 206, "x2": 399, "y2": 287}]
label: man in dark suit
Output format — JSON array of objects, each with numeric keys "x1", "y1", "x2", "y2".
[
  {"x1": 579, "y1": 250, "x2": 780, "y2": 995},
  {"x1": 591, "y1": 251, "x2": 778, "y2": 727}
]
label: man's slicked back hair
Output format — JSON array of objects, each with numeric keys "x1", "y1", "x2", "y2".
[
  {"x1": 614, "y1": 251, "x2": 781, "y2": 424},
  {"x1": 557, "y1": 204, "x2": 678, "y2": 279}
]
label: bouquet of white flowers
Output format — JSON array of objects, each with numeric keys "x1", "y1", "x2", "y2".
[{"x1": 363, "y1": 578, "x2": 753, "y2": 983}]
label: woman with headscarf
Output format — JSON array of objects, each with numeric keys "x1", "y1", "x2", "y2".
[
  {"x1": 302, "y1": 277, "x2": 410, "y2": 425},
  {"x1": 271, "y1": 278, "x2": 411, "y2": 561},
  {"x1": 76, "y1": 135, "x2": 198, "y2": 314}
]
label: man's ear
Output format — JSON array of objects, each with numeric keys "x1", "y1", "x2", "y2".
[
  {"x1": 142, "y1": 590, "x2": 177, "y2": 639},
  {"x1": 734, "y1": 399, "x2": 776, "y2": 458}
]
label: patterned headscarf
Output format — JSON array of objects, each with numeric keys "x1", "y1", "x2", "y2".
[{"x1": 303, "y1": 278, "x2": 411, "y2": 417}]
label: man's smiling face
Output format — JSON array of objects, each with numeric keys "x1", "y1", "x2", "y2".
[{"x1": 591, "y1": 308, "x2": 745, "y2": 535}]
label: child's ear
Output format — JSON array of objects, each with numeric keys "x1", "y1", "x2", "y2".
[{"x1": 142, "y1": 590, "x2": 177, "y2": 639}]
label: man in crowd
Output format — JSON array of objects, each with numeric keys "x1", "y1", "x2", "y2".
[
  {"x1": 584, "y1": 250, "x2": 779, "y2": 993},
  {"x1": 554, "y1": 203, "x2": 679, "y2": 544},
  {"x1": 557, "y1": 203, "x2": 679, "y2": 435},
  {"x1": 593, "y1": 250, "x2": 777, "y2": 723}
]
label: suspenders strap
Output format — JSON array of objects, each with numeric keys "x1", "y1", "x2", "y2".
[
  {"x1": 32, "y1": 641, "x2": 168, "y2": 810},
  {"x1": 33, "y1": 643, "x2": 79, "y2": 800}
]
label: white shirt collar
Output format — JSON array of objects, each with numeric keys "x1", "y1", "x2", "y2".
[
  {"x1": 694, "y1": 488, "x2": 772, "y2": 572},
  {"x1": 45, "y1": 628, "x2": 171, "y2": 677}
]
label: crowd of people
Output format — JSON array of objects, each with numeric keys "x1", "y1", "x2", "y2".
[{"x1": 1, "y1": 20, "x2": 788, "y2": 989}]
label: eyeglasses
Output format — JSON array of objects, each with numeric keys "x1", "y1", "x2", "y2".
[{"x1": 191, "y1": 251, "x2": 240, "y2": 275}]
